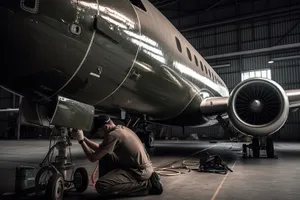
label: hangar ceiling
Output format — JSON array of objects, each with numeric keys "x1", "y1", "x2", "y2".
[{"x1": 149, "y1": 0, "x2": 300, "y2": 30}]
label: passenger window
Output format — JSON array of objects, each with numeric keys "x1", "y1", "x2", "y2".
[
  {"x1": 187, "y1": 48, "x2": 192, "y2": 61},
  {"x1": 204, "y1": 65, "x2": 208, "y2": 74},
  {"x1": 129, "y1": 0, "x2": 147, "y2": 12},
  {"x1": 175, "y1": 37, "x2": 182, "y2": 53},
  {"x1": 194, "y1": 55, "x2": 199, "y2": 67},
  {"x1": 200, "y1": 61, "x2": 204, "y2": 71}
]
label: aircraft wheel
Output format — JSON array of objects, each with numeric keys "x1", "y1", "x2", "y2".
[
  {"x1": 45, "y1": 173, "x2": 65, "y2": 200},
  {"x1": 252, "y1": 138, "x2": 260, "y2": 158},
  {"x1": 73, "y1": 167, "x2": 89, "y2": 193},
  {"x1": 266, "y1": 137, "x2": 274, "y2": 158},
  {"x1": 35, "y1": 166, "x2": 56, "y2": 194},
  {"x1": 144, "y1": 132, "x2": 155, "y2": 148},
  {"x1": 242, "y1": 144, "x2": 247, "y2": 158}
]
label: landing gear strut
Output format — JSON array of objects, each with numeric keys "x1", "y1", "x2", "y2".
[
  {"x1": 142, "y1": 131, "x2": 155, "y2": 148},
  {"x1": 35, "y1": 127, "x2": 89, "y2": 200},
  {"x1": 125, "y1": 116, "x2": 155, "y2": 148},
  {"x1": 242, "y1": 136, "x2": 277, "y2": 159}
]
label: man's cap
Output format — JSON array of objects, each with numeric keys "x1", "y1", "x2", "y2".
[{"x1": 94, "y1": 115, "x2": 111, "y2": 128}]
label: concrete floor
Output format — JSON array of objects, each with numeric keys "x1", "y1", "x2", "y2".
[{"x1": 0, "y1": 140, "x2": 300, "y2": 200}]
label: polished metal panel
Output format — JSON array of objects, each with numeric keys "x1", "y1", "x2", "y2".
[
  {"x1": 0, "y1": 0, "x2": 98, "y2": 100},
  {"x1": 19, "y1": 95, "x2": 94, "y2": 131},
  {"x1": 60, "y1": 0, "x2": 142, "y2": 106},
  {"x1": 200, "y1": 97, "x2": 228, "y2": 115},
  {"x1": 50, "y1": 96, "x2": 94, "y2": 131}
]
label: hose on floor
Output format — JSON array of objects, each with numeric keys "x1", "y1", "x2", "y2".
[
  {"x1": 153, "y1": 160, "x2": 200, "y2": 176},
  {"x1": 89, "y1": 160, "x2": 200, "y2": 184}
]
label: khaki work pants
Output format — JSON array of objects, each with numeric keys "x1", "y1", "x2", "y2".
[{"x1": 95, "y1": 154, "x2": 150, "y2": 198}]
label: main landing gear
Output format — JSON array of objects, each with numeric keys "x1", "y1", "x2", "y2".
[
  {"x1": 35, "y1": 127, "x2": 89, "y2": 200},
  {"x1": 125, "y1": 116, "x2": 155, "y2": 148},
  {"x1": 242, "y1": 136, "x2": 278, "y2": 159}
]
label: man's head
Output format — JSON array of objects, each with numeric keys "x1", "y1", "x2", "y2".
[{"x1": 93, "y1": 115, "x2": 116, "y2": 136}]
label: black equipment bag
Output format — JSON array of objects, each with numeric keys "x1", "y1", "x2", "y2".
[{"x1": 199, "y1": 153, "x2": 233, "y2": 174}]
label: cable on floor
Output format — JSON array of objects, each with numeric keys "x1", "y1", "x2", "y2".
[{"x1": 153, "y1": 160, "x2": 200, "y2": 176}]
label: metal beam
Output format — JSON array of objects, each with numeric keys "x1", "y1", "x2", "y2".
[
  {"x1": 0, "y1": 108, "x2": 19, "y2": 112},
  {"x1": 211, "y1": 64, "x2": 231, "y2": 68},
  {"x1": 271, "y1": 55, "x2": 300, "y2": 61},
  {"x1": 16, "y1": 97, "x2": 22, "y2": 140},
  {"x1": 275, "y1": 21, "x2": 300, "y2": 45},
  {"x1": 179, "y1": 4, "x2": 300, "y2": 32},
  {"x1": 204, "y1": 43, "x2": 300, "y2": 60}
]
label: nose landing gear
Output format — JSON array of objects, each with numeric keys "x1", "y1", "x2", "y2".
[{"x1": 34, "y1": 127, "x2": 89, "y2": 200}]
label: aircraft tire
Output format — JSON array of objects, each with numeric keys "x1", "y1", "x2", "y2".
[
  {"x1": 266, "y1": 137, "x2": 274, "y2": 158},
  {"x1": 73, "y1": 167, "x2": 89, "y2": 193},
  {"x1": 45, "y1": 173, "x2": 64, "y2": 200},
  {"x1": 144, "y1": 131, "x2": 155, "y2": 148},
  {"x1": 35, "y1": 166, "x2": 56, "y2": 195},
  {"x1": 252, "y1": 137, "x2": 260, "y2": 158}
]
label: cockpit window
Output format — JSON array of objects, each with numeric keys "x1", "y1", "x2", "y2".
[{"x1": 129, "y1": 0, "x2": 147, "y2": 12}]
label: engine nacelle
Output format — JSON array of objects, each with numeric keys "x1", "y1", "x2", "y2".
[{"x1": 228, "y1": 78, "x2": 289, "y2": 137}]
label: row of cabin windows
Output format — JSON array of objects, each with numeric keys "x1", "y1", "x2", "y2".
[
  {"x1": 175, "y1": 36, "x2": 221, "y2": 84},
  {"x1": 128, "y1": 0, "x2": 224, "y2": 86}
]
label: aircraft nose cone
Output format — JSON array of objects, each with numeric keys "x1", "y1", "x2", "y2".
[{"x1": 250, "y1": 100, "x2": 263, "y2": 113}]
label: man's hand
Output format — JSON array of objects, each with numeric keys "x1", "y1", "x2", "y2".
[{"x1": 72, "y1": 129, "x2": 84, "y2": 141}]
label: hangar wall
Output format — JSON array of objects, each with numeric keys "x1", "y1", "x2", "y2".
[{"x1": 156, "y1": 0, "x2": 300, "y2": 141}]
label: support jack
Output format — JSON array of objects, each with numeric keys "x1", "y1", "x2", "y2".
[
  {"x1": 242, "y1": 137, "x2": 278, "y2": 159},
  {"x1": 35, "y1": 127, "x2": 89, "y2": 200}
]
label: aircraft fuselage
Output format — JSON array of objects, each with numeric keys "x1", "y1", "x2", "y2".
[{"x1": 0, "y1": 0, "x2": 229, "y2": 127}]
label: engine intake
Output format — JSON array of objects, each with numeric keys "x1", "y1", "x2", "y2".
[{"x1": 228, "y1": 78, "x2": 289, "y2": 136}]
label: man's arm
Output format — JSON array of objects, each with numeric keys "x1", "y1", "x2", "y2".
[
  {"x1": 80, "y1": 134, "x2": 119, "y2": 163},
  {"x1": 83, "y1": 137, "x2": 99, "y2": 151},
  {"x1": 80, "y1": 141, "x2": 107, "y2": 163}
]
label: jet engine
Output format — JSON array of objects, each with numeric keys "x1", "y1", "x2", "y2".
[{"x1": 227, "y1": 78, "x2": 289, "y2": 136}]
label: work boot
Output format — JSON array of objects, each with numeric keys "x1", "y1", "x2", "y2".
[{"x1": 148, "y1": 172, "x2": 163, "y2": 195}]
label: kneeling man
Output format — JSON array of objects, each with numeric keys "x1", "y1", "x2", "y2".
[{"x1": 72, "y1": 115, "x2": 163, "y2": 197}]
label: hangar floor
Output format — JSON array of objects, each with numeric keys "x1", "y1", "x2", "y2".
[{"x1": 0, "y1": 140, "x2": 300, "y2": 200}]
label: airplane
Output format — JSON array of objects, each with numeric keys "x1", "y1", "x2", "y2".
[{"x1": 1, "y1": 0, "x2": 300, "y2": 159}]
